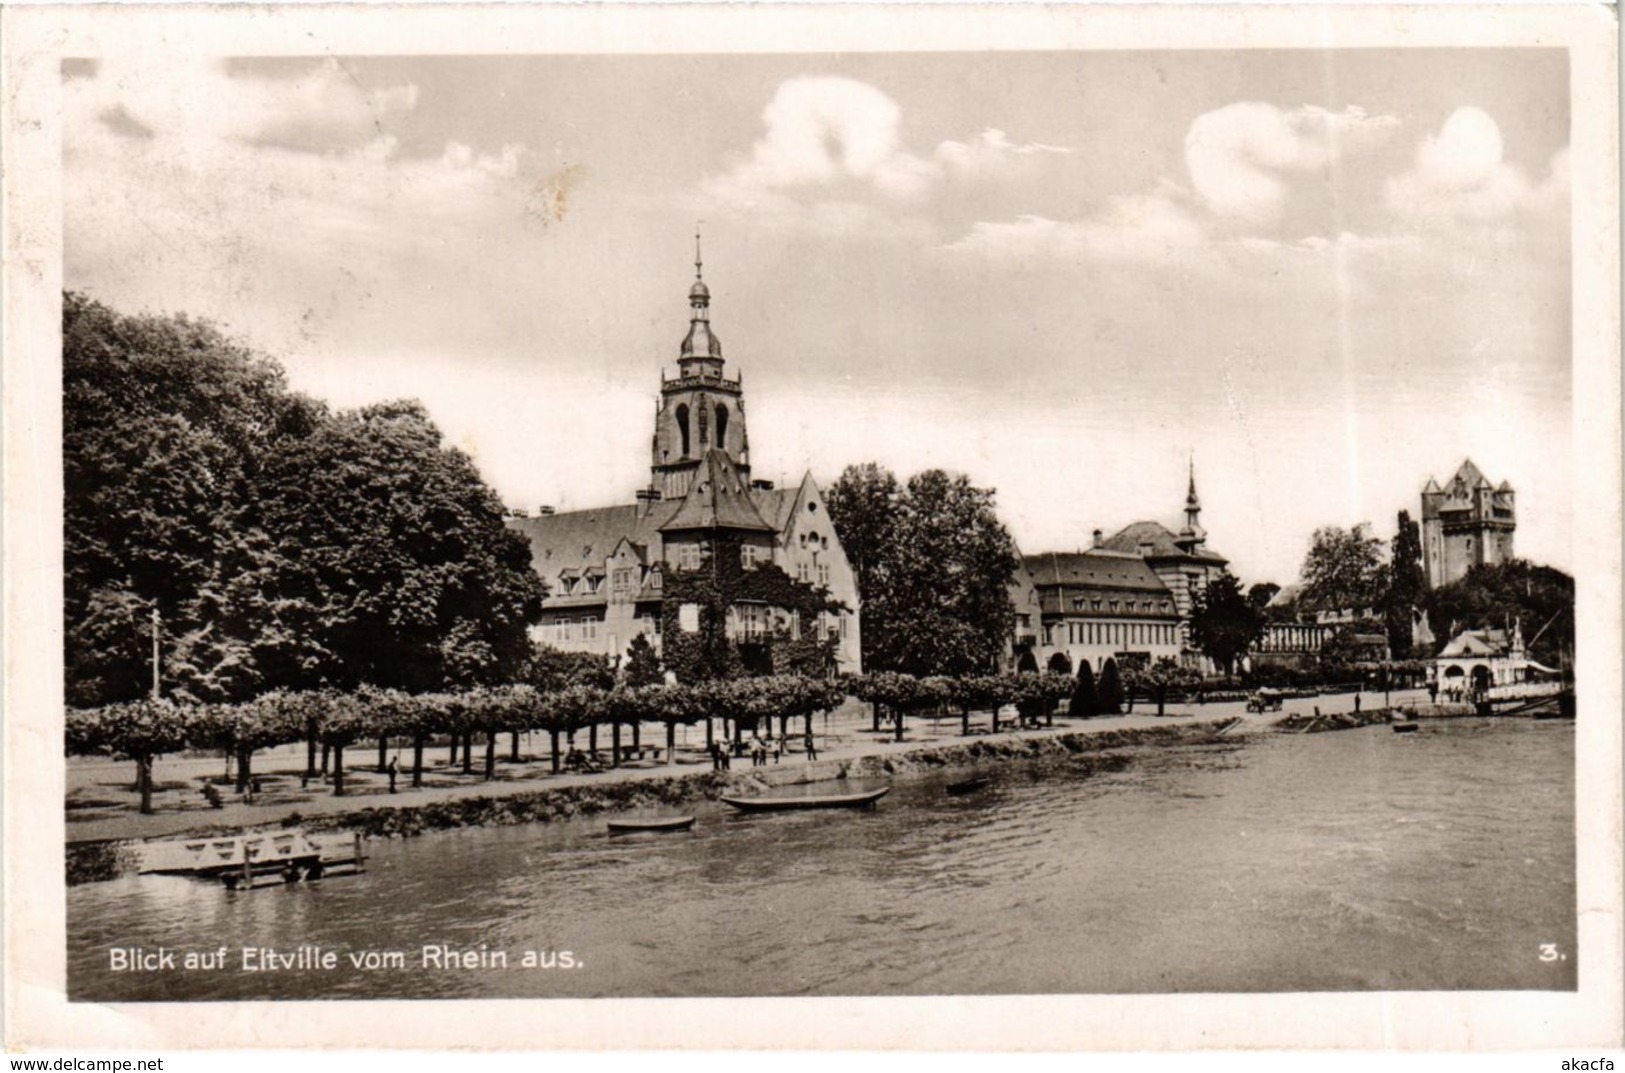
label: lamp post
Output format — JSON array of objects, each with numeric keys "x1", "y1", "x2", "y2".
[{"x1": 150, "y1": 607, "x2": 161, "y2": 701}]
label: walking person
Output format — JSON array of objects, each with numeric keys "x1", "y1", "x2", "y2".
[
  {"x1": 804, "y1": 729, "x2": 818, "y2": 762},
  {"x1": 387, "y1": 756, "x2": 399, "y2": 794}
]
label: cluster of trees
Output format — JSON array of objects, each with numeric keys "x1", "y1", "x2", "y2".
[
  {"x1": 826, "y1": 465, "x2": 1019, "y2": 678},
  {"x1": 1272, "y1": 513, "x2": 1573, "y2": 666},
  {"x1": 65, "y1": 293, "x2": 547, "y2": 708},
  {"x1": 66, "y1": 674, "x2": 848, "y2": 813}
]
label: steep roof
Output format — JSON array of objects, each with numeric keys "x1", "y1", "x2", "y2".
[
  {"x1": 1025, "y1": 549, "x2": 1169, "y2": 591},
  {"x1": 1023, "y1": 551, "x2": 1180, "y2": 618},
  {"x1": 1099, "y1": 520, "x2": 1229, "y2": 566},
  {"x1": 658, "y1": 449, "x2": 774, "y2": 533},
  {"x1": 1451, "y1": 458, "x2": 1487, "y2": 489},
  {"x1": 1438, "y1": 627, "x2": 1517, "y2": 659},
  {"x1": 507, "y1": 503, "x2": 676, "y2": 581}
]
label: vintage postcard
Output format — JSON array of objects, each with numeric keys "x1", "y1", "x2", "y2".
[{"x1": 3, "y1": 2, "x2": 1620, "y2": 1054}]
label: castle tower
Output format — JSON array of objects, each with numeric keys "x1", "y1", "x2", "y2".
[
  {"x1": 1420, "y1": 459, "x2": 1516, "y2": 589},
  {"x1": 649, "y1": 233, "x2": 751, "y2": 500}
]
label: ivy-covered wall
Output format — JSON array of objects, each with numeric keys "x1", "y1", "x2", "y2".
[{"x1": 660, "y1": 532, "x2": 843, "y2": 682}]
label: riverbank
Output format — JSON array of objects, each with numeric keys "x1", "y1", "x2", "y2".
[{"x1": 65, "y1": 703, "x2": 1407, "y2": 885}]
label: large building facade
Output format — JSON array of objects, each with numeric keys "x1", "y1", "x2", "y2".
[
  {"x1": 1421, "y1": 459, "x2": 1516, "y2": 589},
  {"x1": 1020, "y1": 467, "x2": 1230, "y2": 674},
  {"x1": 506, "y1": 250, "x2": 862, "y2": 674}
]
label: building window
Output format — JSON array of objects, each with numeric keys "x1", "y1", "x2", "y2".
[
  {"x1": 817, "y1": 562, "x2": 830, "y2": 587},
  {"x1": 677, "y1": 544, "x2": 700, "y2": 572},
  {"x1": 715, "y1": 405, "x2": 728, "y2": 448},
  {"x1": 797, "y1": 561, "x2": 810, "y2": 583},
  {"x1": 676, "y1": 404, "x2": 690, "y2": 456}
]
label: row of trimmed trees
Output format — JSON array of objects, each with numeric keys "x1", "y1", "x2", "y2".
[
  {"x1": 67, "y1": 666, "x2": 1133, "y2": 814},
  {"x1": 849, "y1": 671, "x2": 1077, "y2": 740},
  {"x1": 66, "y1": 675, "x2": 847, "y2": 813}
]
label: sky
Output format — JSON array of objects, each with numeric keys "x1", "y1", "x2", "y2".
[{"x1": 62, "y1": 49, "x2": 1574, "y2": 586}]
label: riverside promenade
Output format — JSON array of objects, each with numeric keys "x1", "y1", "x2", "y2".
[{"x1": 66, "y1": 687, "x2": 1427, "y2": 848}]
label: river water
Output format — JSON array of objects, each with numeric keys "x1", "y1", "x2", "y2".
[{"x1": 68, "y1": 718, "x2": 1576, "y2": 1000}]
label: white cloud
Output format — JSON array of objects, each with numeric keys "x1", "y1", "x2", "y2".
[
  {"x1": 1384, "y1": 107, "x2": 1569, "y2": 231},
  {"x1": 71, "y1": 57, "x2": 419, "y2": 154},
  {"x1": 1184, "y1": 102, "x2": 1400, "y2": 221},
  {"x1": 64, "y1": 59, "x2": 535, "y2": 355},
  {"x1": 703, "y1": 77, "x2": 1068, "y2": 210},
  {"x1": 946, "y1": 187, "x2": 1205, "y2": 263},
  {"x1": 932, "y1": 128, "x2": 1071, "y2": 181}
]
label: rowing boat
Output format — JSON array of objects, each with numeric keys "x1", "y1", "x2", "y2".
[
  {"x1": 719, "y1": 787, "x2": 890, "y2": 812},
  {"x1": 945, "y1": 776, "x2": 991, "y2": 797},
  {"x1": 606, "y1": 816, "x2": 696, "y2": 834},
  {"x1": 1391, "y1": 721, "x2": 1419, "y2": 734}
]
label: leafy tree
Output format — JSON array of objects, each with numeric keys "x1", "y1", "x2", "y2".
[
  {"x1": 824, "y1": 462, "x2": 902, "y2": 600},
  {"x1": 1247, "y1": 582, "x2": 1281, "y2": 610},
  {"x1": 1384, "y1": 510, "x2": 1426, "y2": 659},
  {"x1": 1188, "y1": 572, "x2": 1267, "y2": 678},
  {"x1": 65, "y1": 699, "x2": 192, "y2": 814},
  {"x1": 526, "y1": 644, "x2": 616, "y2": 692},
  {"x1": 64, "y1": 294, "x2": 546, "y2": 706},
  {"x1": 64, "y1": 292, "x2": 298, "y2": 706},
  {"x1": 248, "y1": 399, "x2": 547, "y2": 693},
  {"x1": 1135, "y1": 656, "x2": 1198, "y2": 717},
  {"x1": 826, "y1": 465, "x2": 1019, "y2": 677},
  {"x1": 623, "y1": 633, "x2": 664, "y2": 687},
  {"x1": 1299, "y1": 524, "x2": 1387, "y2": 614},
  {"x1": 1070, "y1": 660, "x2": 1097, "y2": 718},
  {"x1": 1096, "y1": 658, "x2": 1123, "y2": 715}
]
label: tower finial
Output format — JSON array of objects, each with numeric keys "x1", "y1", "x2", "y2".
[{"x1": 695, "y1": 223, "x2": 703, "y2": 282}]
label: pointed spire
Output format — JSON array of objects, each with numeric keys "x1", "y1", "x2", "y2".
[
  {"x1": 681, "y1": 226, "x2": 721, "y2": 360},
  {"x1": 1177, "y1": 453, "x2": 1206, "y2": 550}
]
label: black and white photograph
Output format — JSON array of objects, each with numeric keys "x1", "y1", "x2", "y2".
[{"x1": 4, "y1": 2, "x2": 1620, "y2": 1054}]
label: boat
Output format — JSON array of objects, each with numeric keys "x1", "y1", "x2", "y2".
[
  {"x1": 138, "y1": 830, "x2": 324, "y2": 876},
  {"x1": 136, "y1": 829, "x2": 365, "y2": 888},
  {"x1": 719, "y1": 787, "x2": 890, "y2": 812},
  {"x1": 1391, "y1": 721, "x2": 1419, "y2": 734},
  {"x1": 606, "y1": 816, "x2": 696, "y2": 834},
  {"x1": 945, "y1": 776, "x2": 992, "y2": 797}
]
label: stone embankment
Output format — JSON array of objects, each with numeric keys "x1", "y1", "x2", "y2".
[{"x1": 69, "y1": 720, "x2": 1238, "y2": 884}]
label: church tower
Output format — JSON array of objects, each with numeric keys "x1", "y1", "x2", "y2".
[
  {"x1": 649, "y1": 233, "x2": 751, "y2": 500},
  {"x1": 1173, "y1": 457, "x2": 1207, "y2": 554}
]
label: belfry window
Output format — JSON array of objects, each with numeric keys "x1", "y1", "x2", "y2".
[
  {"x1": 698, "y1": 401, "x2": 709, "y2": 447},
  {"x1": 715, "y1": 405, "x2": 728, "y2": 449},
  {"x1": 676, "y1": 405, "x2": 690, "y2": 456}
]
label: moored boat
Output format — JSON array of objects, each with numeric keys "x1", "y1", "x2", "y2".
[
  {"x1": 945, "y1": 776, "x2": 992, "y2": 797},
  {"x1": 607, "y1": 816, "x2": 696, "y2": 834},
  {"x1": 137, "y1": 829, "x2": 365, "y2": 888},
  {"x1": 138, "y1": 830, "x2": 323, "y2": 876},
  {"x1": 1392, "y1": 721, "x2": 1419, "y2": 733},
  {"x1": 719, "y1": 787, "x2": 890, "y2": 812}
]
